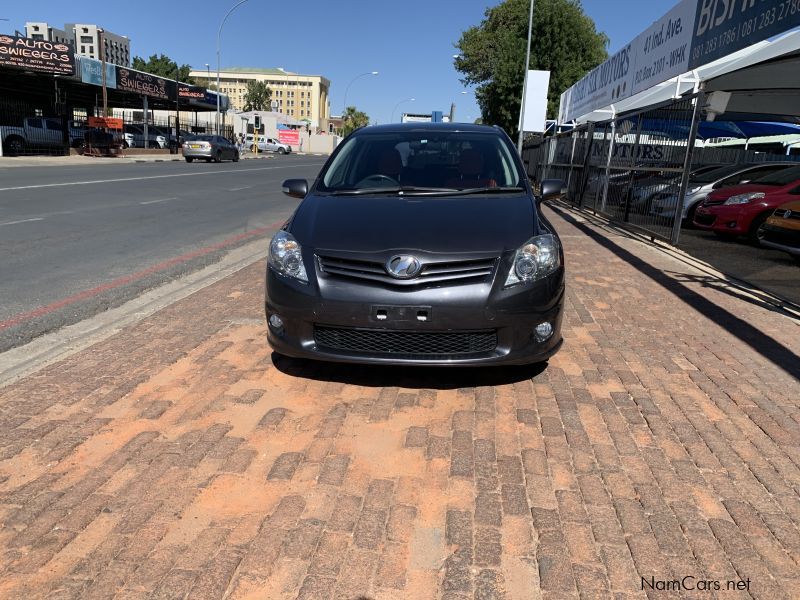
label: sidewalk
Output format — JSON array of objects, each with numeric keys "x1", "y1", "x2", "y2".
[{"x1": 0, "y1": 205, "x2": 798, "y2": 599}]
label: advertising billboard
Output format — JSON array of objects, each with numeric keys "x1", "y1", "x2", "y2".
[
  {"x1": 0, "y1": 34, "x2": 74, "y2": 75},
  {"x1": 560, "y1": 0, "x2": 800, "y2": 122},
  {"x1": 80, "y1": 57, "x2": 116, "y2": 89},
  {"x1": 279, "y1": 129, "x2": 299, "y2": 145}
]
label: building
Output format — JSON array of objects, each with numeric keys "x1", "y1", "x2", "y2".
[
  {"x1": 24, "y1": 22, "x2": 130, "y2": 66},
  {"x1": 190, "y1": 67, "x2": 330, "y2": 132}
]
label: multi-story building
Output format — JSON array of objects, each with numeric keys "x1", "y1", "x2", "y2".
[
  {"x1": 190, "y1": 67, "x2": 330, "y2": 132},
  {"x1": 24, "y1": 22, "x2": 130, "y2": 66}
]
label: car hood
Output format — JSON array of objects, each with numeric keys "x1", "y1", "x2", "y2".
[
  {"x1": 290, "y1": 193, "x2": 537, "y2": 254},
  {"x1": 707, "y1": 182, "x2": 785, "y2": 200}
]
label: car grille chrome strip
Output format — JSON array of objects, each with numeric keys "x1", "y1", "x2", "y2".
[{"x1": 316, "y1": 254, "x2": 497, "y2": 285}]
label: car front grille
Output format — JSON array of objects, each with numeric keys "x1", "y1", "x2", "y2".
[
  {"x1": 773, "y1": 208, "x2": 800, "y2": 220},
  {"x1": 316, "y1": 254, "x2": 497, "y2": 286},
  {"x1": 762, "y1": 226, "x2": 800, "y2": 248},
  {"x1": 314, "y1": 326, "x2": 497, "y2": 357},
  {"x1": 694, "y1": 213, "x2": 716, "y2": 226},
  {"x1": 703, "y1": 198, "x2": 726, "y2": 206}
]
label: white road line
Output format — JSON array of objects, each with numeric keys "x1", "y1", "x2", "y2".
[
  {"x1": 140, "y1": 197, "x2": 178, "y2": 205},
  {"x1": 0, "y1": 217, "x2": 44, "y2": 227},
  {"x1": 0, "y1": 162, "x2": 326, "y2": 192},
  {"x1": 228, "y1": 186, "x2": 253, "y2": 191}
]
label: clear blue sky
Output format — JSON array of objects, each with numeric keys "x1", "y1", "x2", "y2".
[{"x1": 2, "y1": 0, "x2": 677, "y2": 123}]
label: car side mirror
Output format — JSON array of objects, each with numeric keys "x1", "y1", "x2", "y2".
[
  {"x1": 540, "y1": 178, "x2": 567, "y2": 202},
  {"x1": 282, "y1": 179, "x2": 308, "y2": 199}
]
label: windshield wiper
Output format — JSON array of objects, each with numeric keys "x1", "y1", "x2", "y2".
[
  {"x1": 449, "y1": 186, "x2": 526, "y2": 196},
  {"x1": 328, "y1": 186, "x2": 525, "y2": 197},
  {"x1": 329, "y1": 186, "x2": 458, "y2": 196}
]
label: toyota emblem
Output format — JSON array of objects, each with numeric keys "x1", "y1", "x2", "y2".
[{"x1": 386, "y1": 255, "x2": 422, "y2": 279}]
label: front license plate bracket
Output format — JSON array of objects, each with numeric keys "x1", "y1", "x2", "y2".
[{"x1": 371, "y1": 305, "x2": 432, "y2": 323}]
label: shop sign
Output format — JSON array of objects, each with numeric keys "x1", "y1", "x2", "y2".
[
  {"x1": 80, "y1": 57, "x2": 116, "y2": 88},
  {"x1": 688, "y1": 0, "x2": 800, "y2": 68},
  {"x1": 279, "y1": 129, "x2": 299, "y2": 145},
  {"x1": 0, "y1": 34, "x2": 74, "y2": 75},
  {"x1": 116, "y1": 67, "x2": 175, "y2": 99},
  {"x1": 87, "y1": 116, "x2": 123, "y2": 129}
]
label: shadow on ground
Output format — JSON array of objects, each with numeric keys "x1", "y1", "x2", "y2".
[{"x1": 272, "y1": 353, "x2": 548, "y2": 388}]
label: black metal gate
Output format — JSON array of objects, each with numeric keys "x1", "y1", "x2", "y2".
[{"x1": 0, "y1": 97, "x2": 70, "y2": 157}]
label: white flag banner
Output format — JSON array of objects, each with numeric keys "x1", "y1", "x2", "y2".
[{"x1": 521, "y1": 70, "x2": 550, "y2": 133}]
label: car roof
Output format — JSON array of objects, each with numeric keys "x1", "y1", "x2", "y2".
[{"x1": 352, "y1": 122, "x2": 500, "y2": 135}]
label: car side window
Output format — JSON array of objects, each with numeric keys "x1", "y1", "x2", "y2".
[
  {"x1": 28, "y1": 118, "x2": 43, "y2": 129},
  {"x1": 46, "y1": 118, "x2": 62, "y2": 130}
]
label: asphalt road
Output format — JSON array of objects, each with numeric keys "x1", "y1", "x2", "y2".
[{"x1": 0, "y1": 155, "x2": 327, "y2": 351}]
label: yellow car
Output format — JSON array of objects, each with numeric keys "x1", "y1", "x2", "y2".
[{"x1": 760, "y1": 200, "x2": 800, "y2": 264}]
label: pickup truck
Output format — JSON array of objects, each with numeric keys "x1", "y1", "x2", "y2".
[
  {"x1": 245, "y1": 133, "x2": 291, "y2": 154},
  {"x1": 1, "y1": 117, "x2": 86, "y2": 155}
]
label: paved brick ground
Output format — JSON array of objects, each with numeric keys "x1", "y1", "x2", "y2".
[{"x1": 0, "y1": 205, "x2": 799, "y2": 599}]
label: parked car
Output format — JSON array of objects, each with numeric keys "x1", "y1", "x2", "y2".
[
  {"x1": 624, "y1": 164, "x2": 724, "y2": 216},
  {"x1": 650, "y1": 162, "x2": 798, "y2": 224},
  {"x1": 246, "y1": 134, "x2": 291, "y2": 154},
  {"x1": 182, "y1": 135, "x2": 239, "y2": 162},
  {"x1": 266, "y1": 122, "x2": 566, "y2": 366},
  {"x1": 759, "y1": 200, "x2": 800, "y2": 263},
  {"x1": 122, "y1": 124, "x2": 167, "y2": 149},
  {"x1": 693, "y1": 165, "x2": 800, "y2": 242},
  {"x1": 1, "y1": 117, "x2": 85, "y2": 154}
]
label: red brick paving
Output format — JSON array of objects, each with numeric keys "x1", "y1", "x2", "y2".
[{"x1": 0, "y1": 205, "x2": 799, "y2": 599}]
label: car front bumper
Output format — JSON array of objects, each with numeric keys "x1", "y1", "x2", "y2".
[
  {"x1": 265, "y1": 266, "x2": 565, "y2": 366},
  {"x1": 760, "y1": 224, "x2": 800, "y2": 255}
]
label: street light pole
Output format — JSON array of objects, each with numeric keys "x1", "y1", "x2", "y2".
[
  {"x1": 390, "y1": 97, "x2": 415, "y2": 123},
  {"x1": 205, "y1": 63, "x2": 210, "y2": 87},
  {"x1": 517, "y1": 0, "x2": 535, "y2": 153},
  {"x1": 217, "y1": 0, "x2": 250, "y2": 136},
  {"x1": 342, "y1": 71, "x2": 378, "y2": 115}
]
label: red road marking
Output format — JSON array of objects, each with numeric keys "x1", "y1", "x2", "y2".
[{"x1": 0, "y1": 220, "x2": 286, "y2": 332}]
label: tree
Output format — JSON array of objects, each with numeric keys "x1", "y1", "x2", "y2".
[
  {"x1": 243, "y1": 81, "x2": 272, "y2": 111},
  {"x1": 131, "y1": 54, "x2": 195, "y2": 83},
  {"x1": 341, "y1": 106, "x2": 369, "y2": 137},
  {"x1": 454, "y1": 0, "x2": 608, "y2": 136}
]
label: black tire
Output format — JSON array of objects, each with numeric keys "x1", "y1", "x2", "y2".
[
  {"x1": 684, "y1": 202, "x2": 700, "y2": 227},
  {"x1": 277, "y1": 147, "x2": 286, "y2": 155},
  {"x1": 748, "y1": 212, "x2": 770, "y2": 245},
  {"x1": 4, "y1": 136, "x2": 25, "y2": 156},
  {"x1": 214, "y1": 150, "x2": 222, "y2": 163},
  {"x1": 205, "y1": 158, "x2": 211, "y2": 162},
  {"x1": 121, "y1": 140, "x2": 129, "y2": 149},
  {"x1": 233, "y1": 151, "x2": 239, "y2": 163},
  {"x1": 185, "y1": 157, "x2": 194, "y2": 163}
]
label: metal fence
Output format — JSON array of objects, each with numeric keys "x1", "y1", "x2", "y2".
[{"x1": 0, "y1": 98, "x2": 71, "y2": 156}]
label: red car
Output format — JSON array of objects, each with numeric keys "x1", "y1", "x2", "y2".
[{"x1": 693, "y1": 165, "x2": 800, "y2": 242}]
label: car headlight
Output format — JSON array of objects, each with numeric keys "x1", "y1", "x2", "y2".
[
  {"x1": 724, "y1": 192, "x2": 765, "y2": 205},
  {"x1": 505, "y1": 234, "x2": 561, "y2": 287},
  {"x1": 269, "y1": 230, "x2": 308, "y2": 282}
]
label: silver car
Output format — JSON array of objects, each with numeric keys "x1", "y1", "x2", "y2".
[
  {"x1": 183, "y1": 135, "x2": 240, "y2": 163},
  {"x1": 649, "y1": 162, "x2": 797, "y2": 223},
  {"x1": 246, "y1": 134, "x2": 292, "y2": 154}
]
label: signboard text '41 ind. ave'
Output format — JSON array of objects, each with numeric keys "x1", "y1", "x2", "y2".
[{"x1": 0, "y1": 35, "x2": 74, "y2": 75}]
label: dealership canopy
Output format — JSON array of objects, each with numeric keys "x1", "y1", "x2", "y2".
[{"x1": 559, "y1": 0, "x2": 800, "y2": 123}]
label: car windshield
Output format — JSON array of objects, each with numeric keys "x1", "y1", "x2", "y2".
[
  {"x1": 194, "y1": 135, "x2": 215, "y2": 142},
  {"x1": 750, "y1": 165, "x2": 800, "y2": 186},
  {"x1": 691, "y1": 164, "x2": 752, "y2": 183},
  {"x1": 318, "y1": 129, "x2": 524, "y2": 192}
]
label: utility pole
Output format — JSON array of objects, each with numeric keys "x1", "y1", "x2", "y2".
[
  {"x1": 517, "y1": 0, "x2": 535, "y2": 153},
  {"x1": 98, "y1": 28, "x2": 108, "y2": 117}
]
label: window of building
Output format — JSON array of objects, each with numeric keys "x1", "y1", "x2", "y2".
[
  {"x1": 81, "y1": 46, "x2": 85, "y2": 53},
  {"x1": 81, "y1": 36, "x2": 92, "y2": 43},
  {"x1": 32, "y1": 25, "x2": 40, "y2": 31},
  {"x1": 32, "y1": 34, "x2": 43, "y2": 40},
  {"x1": 82, "y1": 27, "x2": 89, "y2": 33}
]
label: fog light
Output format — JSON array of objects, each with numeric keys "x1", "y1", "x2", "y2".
[
  {"x1": 268, "y1": 314, "x2": 284, "y2": 330},
  {"x1": 534, "y1": 321, "x2": 553, "y2": 342}
]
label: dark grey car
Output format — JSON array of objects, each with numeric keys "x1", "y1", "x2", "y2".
[
  {"x1": 183, "y1": 135, "x2": 239, "y2": 163},
  {"x1": 265, "y1": 123, "x2": 566, "y2": 366}
]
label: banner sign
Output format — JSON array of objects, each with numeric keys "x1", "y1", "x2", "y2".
[
  {"x1": 80, "y1": 57, "x2": 116, "y2": 89},
  {"x1": 87, "y1": 116, "x2": 123, "y2": 130},
  {"x1": 279, "y1": 129, "x2": 299, "y2": 145},
  {"x1": 560, "y1": 0, "x2": 800, "y2": 122},
  {"x1": 521, "y1": 70, "x2": 550, "y2": 132},
  {"x1": 116, "y1": 67, "x2": 174, "y2": 99},
  {"x1": 688, "y1": 0, "x2": 800, "y2": 68},
  {"x1": 0, "y1": 34, "x2": 74, "y2": 75}
]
